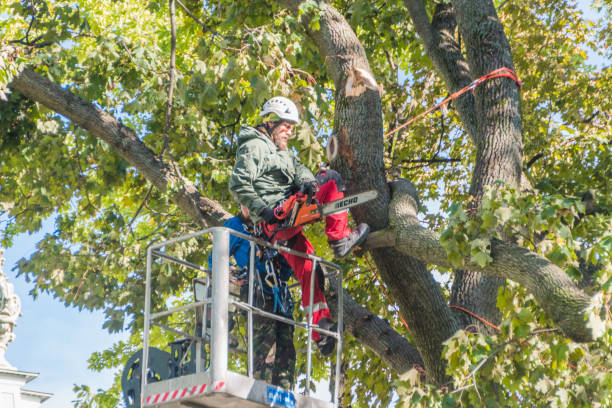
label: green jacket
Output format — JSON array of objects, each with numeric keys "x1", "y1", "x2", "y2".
[{"x1": 229, "y1": 125, "x2": 315, "y2": 223}]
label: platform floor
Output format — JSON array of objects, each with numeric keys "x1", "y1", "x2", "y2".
[{"x1": 142, "y1": 370, "x2": 333, "y2": 408}]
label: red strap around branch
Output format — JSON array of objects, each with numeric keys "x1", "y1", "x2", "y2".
[
  {"x1": 385, "y1": 67, "x2": 521, "y2": 139},
  {"x1": 449, "y1": 305, "x2": 501, "y2": 332}
]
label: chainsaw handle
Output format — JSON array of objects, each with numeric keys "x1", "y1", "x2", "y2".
[
  {"x1": 299, "y1": 183, "x2": 317, "y2": 206},
  {"x1": 273, "y1": 206, "x2": 287, "y2": 219},
  {"x1": 273, "y1": 194, "x2": 301, "y2": 220}
]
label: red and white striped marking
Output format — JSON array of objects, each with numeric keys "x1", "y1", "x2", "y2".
[{"x1": 143, "y1": 381, "x2": 225, "y2": 406}]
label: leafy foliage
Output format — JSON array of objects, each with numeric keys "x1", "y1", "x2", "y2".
[
  {"x1": 397, "y1": 276, "x2": 612, "y2": 407},
  {"x1": 0, "y1": 0, "x2": 610, "y2": 406},
  {"x1": 441, "y1": 182, "x2": 611, "y2": 272}
]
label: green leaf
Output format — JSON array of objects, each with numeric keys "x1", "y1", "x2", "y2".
[
  {"x1": 442, "y1": 394, "x2": 456, "y2": 408},
  {"x1": 471, "y1": 251, "x2": 493, "y2": 268},
  {"x1": 481, "y1": 211, "x2": 498, "y2": 229},
  {"x1": 495, "y1": 207, "x2": 513, "y2": 224},
  {"x1": 550, "y1": 245, "x2": 571, "y2": 266},
  {"x1": 448, "y1": 250, "x2": 465, "y2": 268}
]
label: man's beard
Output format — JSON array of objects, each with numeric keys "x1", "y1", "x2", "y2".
[{"x1": 273, "y1": 134, "x2": 288, "y2": 150}]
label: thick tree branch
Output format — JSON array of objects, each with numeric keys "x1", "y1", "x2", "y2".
[
  {"x1": 364, "y1": 180, "x2": 595, "y2": 342},
  {"x1": 327, "y1": 277, "x2": 424, "y2": 375},
  {"x1": 10, "y1": 68, "x2": 230, "y2": 227},
  {"x1": 447, "y1": 0, "x2": 524, "y2": 330},
  {"x1": 401, "y1": 0, "x2": 509, "y2": 331}
]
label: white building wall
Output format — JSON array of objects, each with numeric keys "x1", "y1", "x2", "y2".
[
  {"x1": 1, "y1": 391, "x2": 16, "y2": 408},
  {"x1": 21, "y1": 392, "x2": 51, "y2": 408},
  {"x1": 0, "y1": 370, "x2": 52, "y2": 407}
]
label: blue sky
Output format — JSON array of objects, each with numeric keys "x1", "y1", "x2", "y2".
[{"x1": 3, "y1": 217, "x2": 127, "y2": 408}]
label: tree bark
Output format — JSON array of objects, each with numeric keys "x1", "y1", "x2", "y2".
[
  {"x1": 278, "y1": 0, "x2": 458, "y2": 384},
  {"x1": 450, "y1": 0, "x2": 524, "y2": 331}
]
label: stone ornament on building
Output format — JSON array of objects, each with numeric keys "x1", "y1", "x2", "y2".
[{"x1": 0, "y1": 249, "x2": 21, "y2": 369}]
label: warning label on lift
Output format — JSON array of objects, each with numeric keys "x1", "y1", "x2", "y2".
[{"x1": 266, "y1": 385, "x2": 296, "y2": 407}]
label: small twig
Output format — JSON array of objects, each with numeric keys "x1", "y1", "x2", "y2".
[
  {"x1": 581, "y1": 110, "x2": 600, "y2": 124},
  {"x1": 497, "y1": 0, "x2": 510, "y2": 11},
  {"x1": 364, "y1": 274, "x2": 378, "y2": 292},
  {"x1": 430, "y1": 113, "x2": 446, "y2": 159},
  {"x1": 118, "y1": 38, "x2": 166, "y2": 75},
  {"x1": 216, "y1": 116, "x2": 242, "y2": 130},
  {"x1": 161, "y1": 0, "x2": 177, "y2": 159},
  {"x1": 384, "y1": 49, "x2": 397, "y2": 73},
  {"x1": 9, "y1": 38, "x2": 53, "y2": 48},
  {"x1": 175, "y1": 0, "x2": 208, "y2": 31},
  {"x1": 345, "y1": 268, "x2": 370, "y2": 280},
  {"x1": 144, "y1": 200, "x2": 173, "y2": 217},
  {"x1": 69, "y1": 271, "x2": 89, "y2": 304},
  {"x1": 174, "y1": 0, "x2": 228, "y2": 46},
  {"x1": 224, "y1": 43, "x2": 252, "y2": 53},
  {"x1": 136, "y1": 227, "x2": 165, "y2": 242},
  {"x1": 529, "y1": 328, "x2": 560, "y2": 335},
  {"x1": 388, "y1": 158, "x2": 460, "y2": 173},
  {"x1": 70, "y1": 246, "x2": 115, "y2": 304},
  {"x1": 73, "y1": 134, "x2": 98, "y2": 212},
  {"x1": 472, "y1": 372, "x2": 481, "y2": 401},
  {"x1": 135, "y1": 215, "x2": 177, "y2": 242},
  {"x1": 525, "y1": 152, "x2": 544, "y2": 169},
  {"x1": 127, "y1": 184, "x2": 154, "y2": 238},
  {"x1": 290, "y1": 67, "x2": 317, "y2": 85}
]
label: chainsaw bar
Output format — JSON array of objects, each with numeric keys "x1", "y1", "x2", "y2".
[
  {"x1": 266, "y1": 189, "x2": 379, "y2": 233},
  {"x1": 320, "y1": 190, "x2": 378, "y2": 216}
]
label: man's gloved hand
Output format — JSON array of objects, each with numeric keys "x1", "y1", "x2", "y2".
[
  {"x1": 300, "y1": 181, "x2": 318, "y2": 204},
  {"x1": 300, "y1": 180, "x2": 318, "y2": 196},
  {"x1": 260, "y1": 207, "x2": 280, "y2": 224}
]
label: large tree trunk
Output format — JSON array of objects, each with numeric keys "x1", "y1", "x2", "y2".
[
  {"x1": 278, "y1": 0, "x2": 458, "y2": 384},
  {"x1": 450, "y1": 0, "x2": 524, "y2": 330},
  {"x1": 404, "y1": 0, "x2": 524, "y2": 331}
]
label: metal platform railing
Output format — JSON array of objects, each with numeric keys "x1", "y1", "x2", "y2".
[{"x1": 142, "y1": 227, "x2": 344, "y2": 406}]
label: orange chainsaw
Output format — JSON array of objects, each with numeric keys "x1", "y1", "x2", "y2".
[{"x1": 269, "y1": 189, "x2": 378, "y2": 230}]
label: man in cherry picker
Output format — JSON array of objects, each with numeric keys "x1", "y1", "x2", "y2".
[
  {"x1": 229, "y1": 96, "x2": 369, "y2": 355},
  {"x1": 208, "y1": 204, "x2": 296, "y2": 388}
]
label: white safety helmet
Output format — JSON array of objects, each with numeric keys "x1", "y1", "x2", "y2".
[{"x1": 260, "y1": 96, "x2": 300, "y2": 124}]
